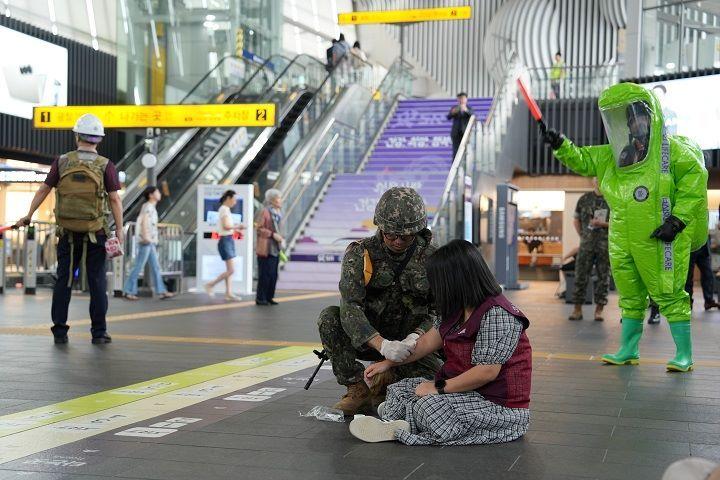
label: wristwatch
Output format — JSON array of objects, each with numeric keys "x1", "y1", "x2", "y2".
[{"x1": 434, "y1": 379, "x2": 447, "y2": 394}]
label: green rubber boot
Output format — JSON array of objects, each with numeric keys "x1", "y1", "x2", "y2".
[
  {"x1": 602, "y1": 318, "x2": 643, "y2": 365},
  {"x1": 667, "y1": 321, "x2": 693, "y2": 372}
]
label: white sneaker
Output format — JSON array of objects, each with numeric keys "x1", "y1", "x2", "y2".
[
  {"x1": 204, "y1": 283, "x2": 215, "y2": 297},
  {"x1": 349, "y1": 414, "x2": 409, "y2": 443},
  {"x1": 376, "y1": 401, "x2": 386, "y2": 419},
  {"x1": 225, "y1": 293, "x2": 241, "y2": 301}
]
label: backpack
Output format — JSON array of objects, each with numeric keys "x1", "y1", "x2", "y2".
[{"x1": 55, "y1": 151, "x2": 109, "y2": 234}]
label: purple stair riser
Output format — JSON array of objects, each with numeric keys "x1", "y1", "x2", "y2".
[{"x1": 279, "y1": 97, "x2": 490, "y2": 290}]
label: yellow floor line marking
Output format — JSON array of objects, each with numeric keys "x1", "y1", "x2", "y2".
[
  {"x1": 0, "y1": 330, "x2": 323, "y2": 347},
  {"x1": 0, "y1": 329, "x2": 323, "y2": 348},
  {"x1": 1, "y1": 324, "x2": 720, "y2": 369},
  {"x1": 0, "y1": 291, "x2": 338, "y2": 332},
  {"x1": 532, "y1": 350, "x2": 720, "y2": 368},
  {"x1": 0, "y1": 347, "x2": 319, "y2": 464}
]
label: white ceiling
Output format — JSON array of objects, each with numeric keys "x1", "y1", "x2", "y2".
[{"x1": 3, "y1": 0, "x2": 117, "y2": 53}]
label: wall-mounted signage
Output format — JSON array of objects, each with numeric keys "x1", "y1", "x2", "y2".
[
  {"x1": 338, "y1": 6, "x2": 471, "y2": 25},
  {"x1": 0, "y1": 170, "x2": 48, "y2": 183},
  {"x1": 33, "y1": 104, "x2": 276, "y2": 129}
]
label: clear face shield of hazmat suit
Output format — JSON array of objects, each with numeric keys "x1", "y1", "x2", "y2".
[
  {"x1": 600, "y1": 101, "x2": 652, "y2": 168},
  {"x1": 551, "y1": 82, "x2": 709, "y2": 373}
]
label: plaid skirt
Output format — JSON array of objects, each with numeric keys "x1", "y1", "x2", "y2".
[{"x1": 382, "y1": 377, "x2": 530, "y2": 446}]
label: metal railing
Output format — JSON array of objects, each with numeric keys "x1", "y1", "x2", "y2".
[
  {"x1": 429, "y1": 116, "x2": 477, "y2": 246},
  {"x1": 276, "y1": 59, "x2": 414, "y2": 250},
  {"x1": 3, "y1": 222, "x2": 57, "y2": 280},
  {"x1": 112, "y1": 222, "x2": 184, "y2": 295},
  {"x1": 1, "y1": 221, "x2": 183, "y2": 294},
  {"x1": 161, "y1": 52, "x2": 381, "y2": 241},
  {"x1": 116, "y1": 55, "x2": 264, "y2": 192},
  {"x1": 430, "y1": 51, "x2": 524, "y2": 246},
  {"x1": 526, "y1": 63, "x2": 623, "y2": 100}
]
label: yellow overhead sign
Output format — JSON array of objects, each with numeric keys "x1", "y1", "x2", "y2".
[
  {"x1": 33, "y1": 104, "x2": 276, "y2": 129},
  {"x1": 338, "y1": 6, "x2": 471, "y2": 25}
]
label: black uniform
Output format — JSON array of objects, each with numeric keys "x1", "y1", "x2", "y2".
[{"x1": 447, "y1": 105, "x2": 474, "y2": 158}]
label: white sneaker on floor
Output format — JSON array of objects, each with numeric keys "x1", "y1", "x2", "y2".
[
  {"x1": 204, "y1": 283, "x2": 215, "y2": 297},
  {"x1": 225, "y1": 293, "x2": 242, "y2": 301},
  {"x1": 349, "y1": 414, "x2": 409, "y2": 443},
  {"x1": 376, "y1": 401, "x2": 386, "y2": 419}
]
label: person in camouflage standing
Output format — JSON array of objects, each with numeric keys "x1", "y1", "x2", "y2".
[
  {"x1": 569, "y1": 178, "x2": 611, "y2": 321},
  {"x1": 317, "y1": 187, "x2": 442, "y2": 415}
]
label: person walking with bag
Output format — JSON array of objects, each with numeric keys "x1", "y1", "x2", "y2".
[
  {"x1": 123, "y1": 186, "x2": 174, "y2": 301},
  {"x1": 16, "y1": 114, "x2": 123, "y2": 345},
  {"x1": 204, "y1": 190, "x2": 245, "y2": 301},
  {"x1": 255, "y1": 189, "x2": 284, "y2": 306}
]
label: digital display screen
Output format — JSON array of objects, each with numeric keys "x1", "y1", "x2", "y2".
[
  {"x1": 0, "y1": 26, "x2": 68, "y2": 119},
  {"x1": 203, "y1": 198, "x2": 243, "y2": 227},
  {"x1": 642, "y1": 75, "x2": 720, "y2": 150}
]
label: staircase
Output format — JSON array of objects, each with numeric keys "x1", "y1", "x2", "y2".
[{"x1": 277, "y1": 97, "x2": 492, "y2": 291}]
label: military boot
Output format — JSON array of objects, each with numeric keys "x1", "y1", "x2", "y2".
[
  {"x1": 334, "y1": 382, "x2": 371, "y2": 416},
  {"x1": 667, "y1": 321, "x2": 693, "y2": 372},
  {"x1": 602, "y1": 318, "x2": 643, "y2": 365}
]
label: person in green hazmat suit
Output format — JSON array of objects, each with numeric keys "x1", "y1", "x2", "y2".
[{"x1": 540, "y1": 82, "x2": 708, "y2": 372}]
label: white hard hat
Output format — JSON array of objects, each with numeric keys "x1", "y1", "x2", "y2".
[{"x1": 72, "y1": 113, "x2": 105, "y2": 137}]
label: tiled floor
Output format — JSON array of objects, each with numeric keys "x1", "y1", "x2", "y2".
[{"x1": 1, "y1": 282, "x2": 719, "y2": 479}]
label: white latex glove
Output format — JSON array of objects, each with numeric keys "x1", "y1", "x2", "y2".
[
  {"x1": 380, "y1": 339, "x2": 413, "y2": 362},
  {"x1": 401, "y1": 333, "x2": 420, "y2": 349}
]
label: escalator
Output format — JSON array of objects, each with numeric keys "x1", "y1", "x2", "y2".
[
  {"x1": 120, "y1": 54, "x2": 291, "y2": 222},
  {"x1": 117, "y1": 55, "x2": 272, "y2": 217},
  {"x1": 152, "y1": 54, "x2": 378, "y2": 273}
]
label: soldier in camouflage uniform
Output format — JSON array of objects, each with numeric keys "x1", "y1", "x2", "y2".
[
  {"x1": 569, "y1": 178, "x2": 611, "y2": 321},
  {"x1": 317, "y1": 187, "x2": 442, "y2": 415}
]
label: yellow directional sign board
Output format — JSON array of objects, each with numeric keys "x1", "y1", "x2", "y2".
[
  {"x1": 33, "y1": 104, "x2": 276, "y2": 129},
  {"x1": 338, "y1": 6, "x2": 471, "y2": 25}
]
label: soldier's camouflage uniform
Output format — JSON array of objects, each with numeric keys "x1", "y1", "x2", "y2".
[
  {"x1": 317, "y1": 187, "x2": 442, "y2": 386},
  {"x1": 573, "y1": 191, "x2": 611, "y2": 306}
]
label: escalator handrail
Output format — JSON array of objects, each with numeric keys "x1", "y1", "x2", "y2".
[
  {"x1": 240, "y1": 52, "x2": 380, "y2": 185},
  {"x1": 157, "y1": 53, "x2": 376, "y2": 227},
  {"x1": 117, "y1": 54, "x2": 290, "y2": 172},
  {"x1": 157, "y1": 88, "x2": 314, "y2": 225},
  {"x1": 120, "y1": 54, "x2": 295, "y2": 217},
  {"x1": 272, "y1": 59, "x2": 411, "y2": 197},
  {"x1": 177, "y1": 54, "x2": 260, "y2": 104},
  {"x1": 145, "y1": 55, "x2": 326, "y2": 223}
]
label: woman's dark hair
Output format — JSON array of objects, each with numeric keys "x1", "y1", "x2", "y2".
[
  {"x1": 426, "y1": 239, "x2": 501, "y2": 321},
  {"x1": 353, "y1": 41, "x2": 361, "y2": 49},
  {"x1": 142, "y1": 185, "x2": 158, "y2": 201},
  {"x1": 339, "y1": 33, "x2": 346, "y2": 41},
  {"x1": 218, "y1": 190, "x2": 236, "y2": 206}
]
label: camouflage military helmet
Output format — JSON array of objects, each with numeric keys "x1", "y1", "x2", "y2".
[{"x1": 374, "y1": 187, "x2": 427, "y2": 235}]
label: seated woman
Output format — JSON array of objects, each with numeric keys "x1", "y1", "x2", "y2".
[{"x1": 349, "y1": 239, "x2": 532, "y2": 445}]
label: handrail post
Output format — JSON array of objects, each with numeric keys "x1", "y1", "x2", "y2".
[
  {"x1": 23, "y1": 224, "x2": 37, "y2": 295},
  {"x1": 112, "y1": 222, "x2": 134, "y2": 298},
  {"x1": 0, "y1": 230, "x2": 5, "y2": 295}
]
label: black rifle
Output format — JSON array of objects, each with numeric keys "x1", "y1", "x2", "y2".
[{"x1": 304, "y1": 349, "x2": 329, "y2": 390}]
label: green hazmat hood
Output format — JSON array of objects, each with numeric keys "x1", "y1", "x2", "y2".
[{"x1": 598, "y1": 83, "x2": 665, "y2": 169}]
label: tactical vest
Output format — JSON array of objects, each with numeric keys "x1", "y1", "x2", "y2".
[
  {"x1": 436, "y1": 294, "x2": 532, "y2": 409},
  {"x1": 357, "y1": 234, "x2": 433, "y2": 323},
  {"x1": 55, "y1": 151, "x2": 109, "y2": 234}
]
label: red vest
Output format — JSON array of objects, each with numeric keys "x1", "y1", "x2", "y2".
[{"x1": 435, "y1": 294, "x2": 532, "y2": 409}]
